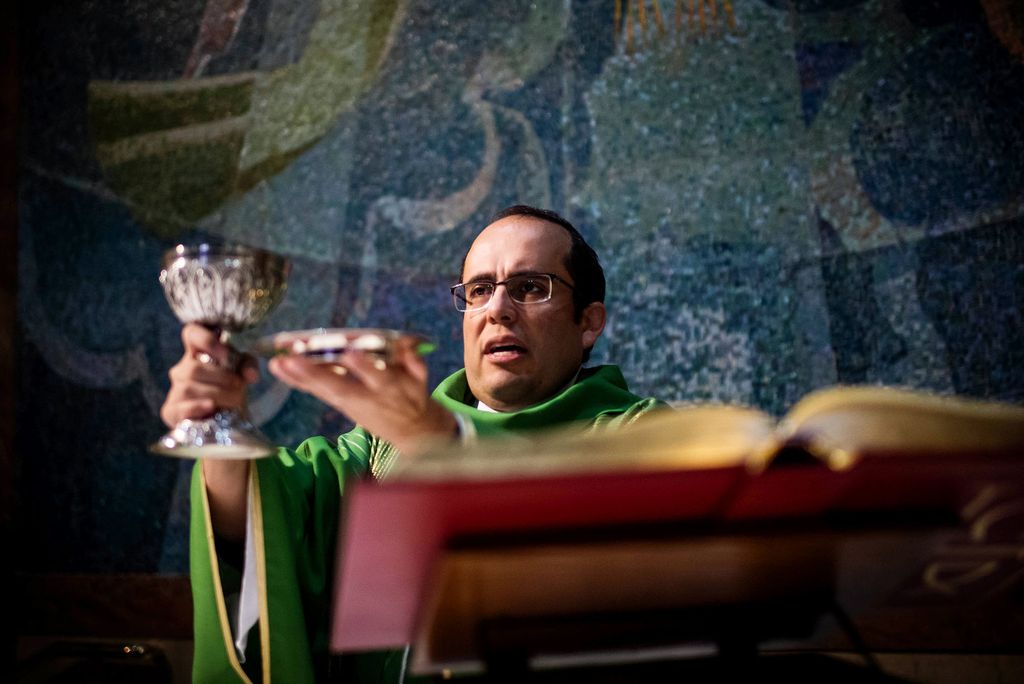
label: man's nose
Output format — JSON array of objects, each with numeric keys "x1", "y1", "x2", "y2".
[{"x1": 486, "y1": 284, "x2": 517, "y2": 321}]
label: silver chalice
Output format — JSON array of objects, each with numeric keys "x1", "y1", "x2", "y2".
[{"x1": 151, "y1": 243, "x2": 290, "y2": 459}]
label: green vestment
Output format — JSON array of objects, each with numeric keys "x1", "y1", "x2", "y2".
[{"x1": 189, "y1": 365, "x2": 663, "y2": 683}]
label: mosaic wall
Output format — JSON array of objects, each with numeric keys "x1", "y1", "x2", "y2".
[{"x1": 16, "y1": 0, "x2": 1024, "y2": 573}]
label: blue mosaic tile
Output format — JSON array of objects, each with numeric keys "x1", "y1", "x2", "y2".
[{"x1": 15, "y1": 0, "x2": 1024, "y2": 574}]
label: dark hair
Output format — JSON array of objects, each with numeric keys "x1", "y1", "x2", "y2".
[{"x1": 486, "y1": 204, "x2": 605, "y2": 320}]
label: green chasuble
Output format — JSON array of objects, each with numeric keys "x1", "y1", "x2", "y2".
[{"x1": 189, "y1": 365, "x2": 663, "y2": 683}]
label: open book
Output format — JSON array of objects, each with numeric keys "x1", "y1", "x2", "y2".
[
  {"x1": 395, "y1": 385, "x2": 1024, "y2": 481},
  {"x1": 331, "y1": 386, "x2": 1024, "y2": 661}
]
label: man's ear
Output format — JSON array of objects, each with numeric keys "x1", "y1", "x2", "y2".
[{"x1": 579, "y1": 302, "x2": 606, "y2": 350}]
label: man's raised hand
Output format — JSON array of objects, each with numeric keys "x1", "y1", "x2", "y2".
[
  {"x1": 268, "y1": 337, "x2": 456, "y2": 455},
  {"x1": 160, "y1": 323, "x2": 260, "y2": 429}
]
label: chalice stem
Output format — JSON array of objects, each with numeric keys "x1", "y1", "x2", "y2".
[
  {"x1": 203, "y1": 327, "x2": 243, "y2": 374},
  {"x1": 197, "y1": 327, "x2": 253, "y2": 421}
]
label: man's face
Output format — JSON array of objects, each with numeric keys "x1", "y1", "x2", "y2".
[{"x1": 460, "y1": 216, "x2": 605, "y2": 411}]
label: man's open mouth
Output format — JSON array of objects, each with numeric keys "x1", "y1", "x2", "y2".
[{"x1": 484, "y1": 338, "x2": 528, "y2": 357}]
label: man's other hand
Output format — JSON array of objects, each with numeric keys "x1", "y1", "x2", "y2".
[
  {"x1": 161, "y1": 323, "x2": 258, "y2": 544},
  {"x1": 268, "y1": 338, "x2": 457, "y2": 455},
  {"x1": 160, "y1": 323, "x2": 260, "y2": 429}
]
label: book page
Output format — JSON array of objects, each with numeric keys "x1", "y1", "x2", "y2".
[
  {"x1": 390, "y1": 405, "x2": 778, "y2": 482},
  {"x1": 779, "y1": 387, "x2": 1024, "y2": 468}
]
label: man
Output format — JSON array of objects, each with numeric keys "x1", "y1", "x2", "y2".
[{"x1": 161, "y1": 205, "x2": 663, "y2": 683}]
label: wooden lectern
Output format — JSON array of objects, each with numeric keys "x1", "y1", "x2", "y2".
[{"x1": 330, "y1": 389, "x2": 1024, "y2": 678}]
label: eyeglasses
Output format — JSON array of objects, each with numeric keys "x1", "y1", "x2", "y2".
[{"x1": 450, "y1": 273, "x2": 574, "y2": 312}]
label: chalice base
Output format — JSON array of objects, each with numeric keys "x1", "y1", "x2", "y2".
[{"x1": 150, "y1": 411, "x2": 275, "y2": 460}]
